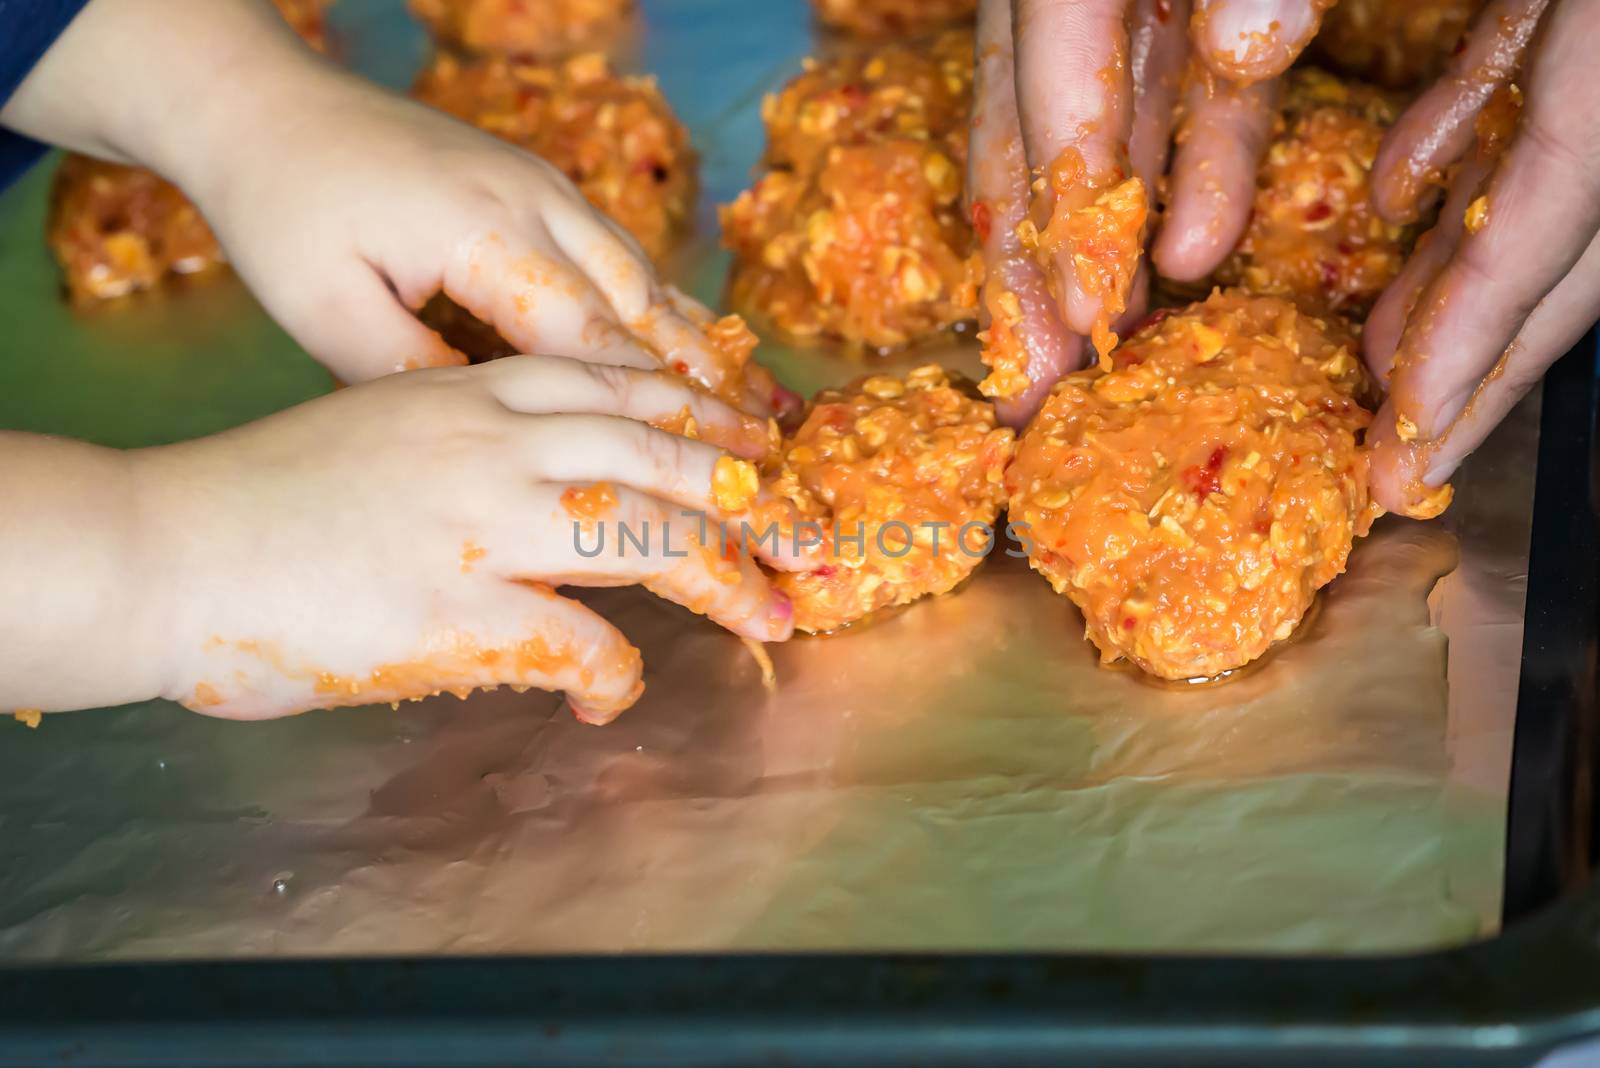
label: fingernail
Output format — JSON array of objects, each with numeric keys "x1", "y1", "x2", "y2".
[
  {"x1": 569, "y1": 697, "x2": 626, "y2": 726},
  {"x1": 772, "y1": 383, "x2": 803, "y2": 418},
  {"x1": 1423, "y1": 456, "x2": 1460, "y2": 487},
  {"x1": 740, "y1": 416, "x2": 776, "y2": 458},
  {"x1": 768, "y1": 591, "x2": 795, "y2": 638},
  {"x1": 1430, "y1": 393, "x2": 1474, "y2": 444},
  {"x1": 568, "y1": 699, "x2": 604, "y2": 725}
]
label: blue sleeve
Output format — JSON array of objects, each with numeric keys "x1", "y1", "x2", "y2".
[{"x1": 0, "y1": 0, "x2": 96, "y2": 189}]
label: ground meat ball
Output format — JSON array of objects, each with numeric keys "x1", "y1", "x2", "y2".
[
  {"x1": 760, "y1": 29, "x2": 972, "y2": 175},
  {"x1": 408, "y1": 0, "x2": 633, "y2": 58},
  {"x1": 413, "y1": 51, "x2": 696, "y2": 261},
  {"x1": 1006, "y1": 290, "x2": 1379, "y2": 681},
  {"x1": 44, "y1": 0, "x2": 331, "y2": 304},
  {"x1": 724, "y1": 140, "x2": 982, "y2": 351},
  {"x1": 720, "y1": 29, "x2": 981, "y2": 350},
  {"x1": 47, "y1": 158, "x2": 224, "y2": 304},
  {"x1": 1212, "y1": 69, "x2": 1412, "y2": 317},
  {"x1": 768, "y1": 366, "x2": 1014, "y2": 633},
  {"x1": 811, "y1": 0, "x2": 975, "y2": 36},
  {"x1": 1311, "y1": 0, "x2": 1481, "y2": 90}
]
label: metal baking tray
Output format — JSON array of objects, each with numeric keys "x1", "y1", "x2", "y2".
[{"x1": 0, "y1": 0, "x2": 1595, "y2": 1062}]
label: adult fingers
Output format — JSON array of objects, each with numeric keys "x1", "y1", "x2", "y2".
[
  {"x1": 1190, "y1": 0, "x2": 1332, "y2": 84},
  {"x1": 1370, "y1": 0, "x2": 1549, "y2": 224},
  {"x1": 1115, "y1": 264, "x2": 1154, "y2": 335},
  {"x1": 1385, "y1": 12, "x2": 1600, "y2": 445},
  {"x1": 985, "y1": 274, "x2": 1089, "y2": 428},
  {"x1": 1012, "y1": 0, "x2": 1136, "y2": 181},
  {"x1": 1362, "y1": 152, "x2": 1497, "y2": 382},
  {"x1": 1152, "y1": 68, "x2": 1279, "y2": 281},
  {"x1": 1012, "y1": 0, "x2": 1144, "y2": 340},
  {"x1": 1128, "y1": 0, "x2": 1191, "y2": 192},
  {"x1": 1418, "y1": 231, "x2": 1600, "y2": 485},
  {"x1": 1367, "y1": 227, "x2": 1600, "y2": 515},
  {"x1": 971, "y1": 0, "x2": 1085, "y2": 425}
]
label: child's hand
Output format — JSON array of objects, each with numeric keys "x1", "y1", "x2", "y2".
[
  {"x1": 133, "y1": 358, "x2": 801, "y2": 724},
  {"x1": 4, "y1": 0, "x2": 772, "y2": 411},
  {"x1": 184, "y1": 65, "x2": 768, "y2": 404}
]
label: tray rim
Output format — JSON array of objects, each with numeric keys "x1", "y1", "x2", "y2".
[{"x1": 1504, "y1": 326, "x2": 1600, "y2": 929}]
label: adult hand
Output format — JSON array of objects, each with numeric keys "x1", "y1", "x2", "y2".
[
  {"x1": 1363, "y1": 0, "x2": 1600, "y2": 517},
  {"x1": 970, "y1": 0, "x2": 1332, "y2": 424}
]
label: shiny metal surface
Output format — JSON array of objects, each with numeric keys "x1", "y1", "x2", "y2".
[{"x1": 0, "y1": 0, "x2": 1529, "y2": 959}]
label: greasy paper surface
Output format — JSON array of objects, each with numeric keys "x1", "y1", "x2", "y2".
[{"x1": 0, "y1": 0, "x2": 1526, "y2": 959}]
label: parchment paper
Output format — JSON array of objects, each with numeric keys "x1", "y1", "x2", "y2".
[{"x1": 0, "y1": 0, "x2": 1528, "y2": 959}]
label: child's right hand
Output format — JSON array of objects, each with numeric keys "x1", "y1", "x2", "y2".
[{"x1": 133, "y1": 357, "x2": 803, "y2": 725}]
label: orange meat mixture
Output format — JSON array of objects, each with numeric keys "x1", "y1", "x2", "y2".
[
  {"x1": 979, "y1": 151, "x2": 1148, "y2": 398},
  {"x1": 48, "y1": 159, "x2": 224, "y2": 304},
  {"x1": 409, "y1": 0, "x2": 633, "y2": 58},
  {"x1": 412, "y1": 51, "x2": 695, "y2": 261},
  {"x1": 658, "y1": 305, "x2": 796, "y2": 424},
  {"x1": 1311, "y1": 0, "x2": 1482, "y2": 89},
  {"x1": 810, "y1": 0, "x2": 976, "y2": 36},
  {"x1": 1006, "y1": 290, "x2": 1379, "y2": 681},
  {"x1": 765, "y1": 366, "x2": 1015, "y2": 633},
  {"x1": 720, "y1": 29, "x2": 982, "y2": 350},
  {"x1": 1212, "y1": 69, "x2": 1412, "y2": 316},
  {"x1": 45, "y1": 0, "x2": 331, "y2": 303}
]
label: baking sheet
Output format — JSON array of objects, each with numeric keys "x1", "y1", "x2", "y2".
[{"x1": 0, "y1": 0, "x2": 1530, "y2": 958}]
